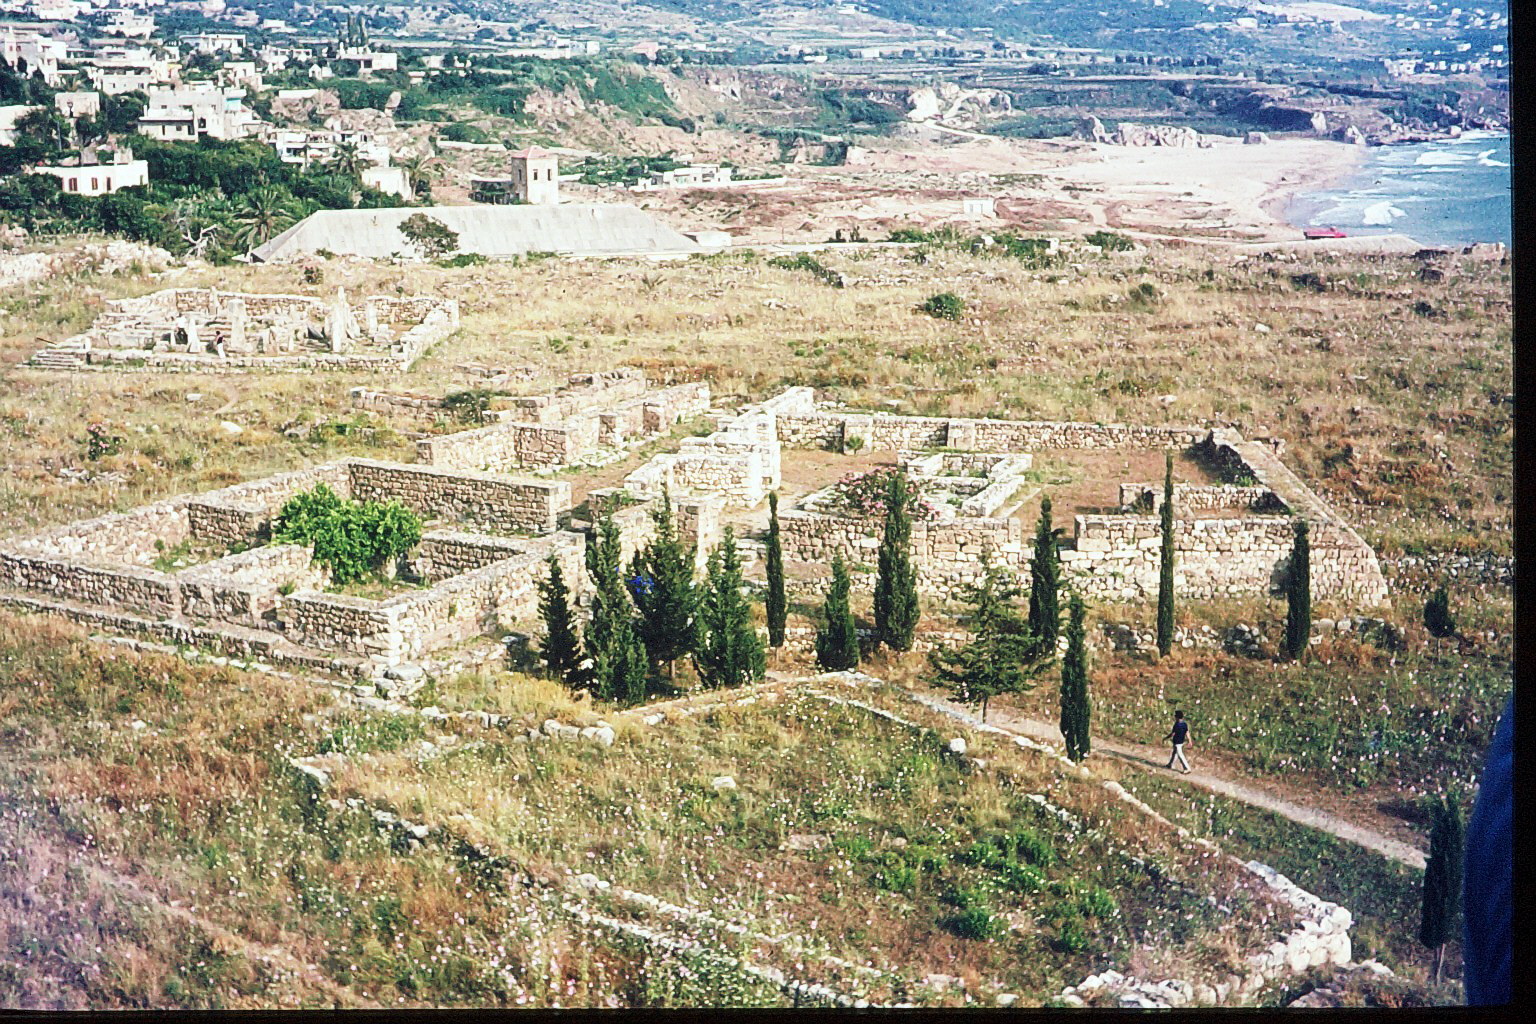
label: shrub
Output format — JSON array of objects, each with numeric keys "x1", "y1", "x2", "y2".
[
  {"x1": 438, "y1": 252, "x2": 488, "y2": 268},
  {"x1": 826, "y1": 467, "x2": 935, "y2": 520},
  {"x1": 83, "y1": 421, "x2": 123, "y2": 461},
  {"x1": 398, "y1": 212, "x2": 459, "y2": 260},
  {"x1": 767, "y1": 252, "x2": 843, "y2": 287},
  {"x1": 273, "y1": 484, "x2": 423, "y2": 585},
  {"x1": 947, "y1": 903, "x2": 1006, "y2": 941},
  {"x1": 920, "y1": 291, "x2": 965, "y2": 321},
  {"x1": 1085, "y1": 230, "x2": 1134, "y2": 251},
  {"x1": 1052, "y1": 915, "x2": 1090, "y2": 953}
]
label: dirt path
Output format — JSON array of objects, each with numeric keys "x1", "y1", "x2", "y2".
[{"x1": 916, "y1": 693, "x2": 1427, "y2": 870}]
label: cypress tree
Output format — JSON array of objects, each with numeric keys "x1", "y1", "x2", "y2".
[
  {"x1": 584, "y1": 512, "x2": 648, "y2": 703},
  {"x1": 1283, "y1": 519, "x2": 1312, "y2": 661},
  {"x1": 693, "y1": 526, "x2": 766, "y2": 689},
  {"x1": 815, "y1": 552, "x2": 860, "y2": 671},
  {"x1": 537, "y1": 552, "x2": 582, "y2": 685},
  {"x1": 873, "y1": 470, "x2": 920, "y2": 651},
  {"x1": 1028, "y1": 497, "x2": 1061, "y2": 659},
  {"x1": 1424, "y1": 585, "x2": 1458, "y2": 647},
  {"x1": 1419, "y1": 794, "x2": 1464, "y2": 984},
  {"x1": 929, "y1": 553, "x2": 1042, "y2": 722},
  {"x1": 1060, "y1": 593, "x2": 1092, "y2": 762},
  {"x1": 1156, "y1": 452, "x2": 1176, "y2": 657},
  {"x1": 765, "y1": 491, "x2": 787, "y2": 647},
  {"x1": 628, "y1": 485, "x2": 696, "y2": 679}
]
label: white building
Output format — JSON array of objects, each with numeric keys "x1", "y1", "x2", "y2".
[
  {"x1": 31, "y1": 146, "x2": 149, "y2": 195},
  {"x1": 54, "y1": 90, "x2": 100, "y2": 119},
  {"x1": 1, "y1": 28, "x2": 69, "y2": 87},
  {"x1": 0, "y1": 104, "x2": 42, "y2": 146},
  {"x1": 82, "y1": 46, "x2": 181, "y2": 94},
  {"x1": 508, "y1": 146, "x2": 559, "y2": 205},
  {"x1": 182, "y1": 32, "x2": 246, "y2": 55},
  {"x1": 138, "y1": 84, "x2": 259, "y2": 141},
  {"x1": 649, "y1": 163, "x2": 732, "y2": 187},
  {"x1": 335, "y1": 45, "x2": 397, "y2": 74},
  {"x1": 105, "y1": 10, "x2": 156, "y2": 37}
]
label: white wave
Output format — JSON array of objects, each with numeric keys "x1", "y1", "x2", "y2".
[
  {"x1": 1361, "y1": 201, "x2": 1406, "y2": 225},
  {"x1": 1415, "y1": 150, "x2": 1475, "y2": 166},
  {"x1": 1478, "y1": 150, "x2": 1509, "y2": 167}
]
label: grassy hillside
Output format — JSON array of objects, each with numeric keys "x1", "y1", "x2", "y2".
[{"x1": 0, "y1": 612, "x2": 1292, "y2": 1007}]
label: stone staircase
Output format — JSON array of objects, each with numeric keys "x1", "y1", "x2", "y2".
[{"x1": 28, "y1": 347, "x2": 88, "y2": 369}]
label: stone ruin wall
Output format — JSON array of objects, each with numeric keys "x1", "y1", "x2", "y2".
[
  {"x1": 35, "y1": 289, "x2": 458, "y2": 373},
  {"x1": 415, "y1": 376, "x2": 711, "y2": 472},
  {"x1": 346, "y1": 459, "x2": 568, "y2": 535},
  {"x1": 177, "y1": 543, "x2": 323, "y2": 626},
  {"x1": 770, "y1": 401, "x2": 1387, "y2": 607},
  {"x1": 283, "y1": 532, "x2": 585, "y2": 664},
  {"x1": 1118, "y1": 482, "x2": 1286, "y2": 514}
]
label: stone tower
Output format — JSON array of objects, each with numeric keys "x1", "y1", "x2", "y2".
[{"x1": 508, "y1": 146, "x2": 559, "y2": 205}]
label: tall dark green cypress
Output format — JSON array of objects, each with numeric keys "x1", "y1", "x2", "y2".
[
  {"x1": 693, "y1": 526, "x2": 766, "y2": 689},
  {"x1": 1060, "y1": 593, "x2": 1091, "y2": 762},
  {"x1": 537, "y1": 552, "x2": 582, "y2": 685},
  {"x1": 628, "y1": 485, "x2": 696, "y2": 679},
  {"x1": 585, "y1": 512, "x2": 648, "y2": 703},
  {"x1": 1156, "y1": 452, "x2": 1176, "y2": 658},
  {"x1": 765, "y1": 491, "x2": 787, "y2": 648},
  {"x1": 873, "y1": 471, "x2": 920, "y2": 651},
  {"x1": 1424, "y1": 585, "x2": 1458, "y2": 645},
  {"x1": 815, "y1": 552, "x2": 860, "y2": 671},
  {"x1": 1028, "y1": 497, "x2": 1061, "y2": 660},
  {"x1": 1419, "y1": 794, "x2": 1464, "y2": 984},
  {"x1": 928, "y1": 553, "x2": 1041, "y2": 722},
  {"x1": 1284, "y1": 519, "x2": 1312, "y2": 661}
]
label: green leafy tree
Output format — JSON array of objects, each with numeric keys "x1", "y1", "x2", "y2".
[
  {"x1": 1028, "y1": 497, "x2": 1061, "y2": 660},
  {"x1": 538, "y1": 552, "x2": 582, "y2": 685},
  {"x1": 327, "y1": 139, "x2": 368, "y2": 182},
  {"x1": 233, "y1": 185, "x2": 301, "y2": 251},
  {"x1": 398, "y1": 211, "x2": 458, "y2": 260},
  {"x1": 1283, "y1": 519, "x2": 1312, "y2": 661},
  {"x1": 1156, "y1": 453, "x2": 1176, "y2": 657},
  {"x1": 765, "y1": 491, "x2": 787, "y2": 647},
  {"x1": 398, "y1": 150, "x2": 439, "y2": 198},
  {"x1": 1424, "y1": 586, "x2": 1458, "y2": 647},
  {"x1": 873, "y1": 470, "x2": 920, "y2": 651},
  {"x1": 584, "y1": 512, "x2": 648, "y2": 704},
  {"x1": 929, "y1": 554, "x2": 1043, "y2": 722},
  {"x1": 273, "y1": 484, "x2": 422, "y2": 585},
  {"x1": 693, "y1": 526, "x2": 766, "y2": 689},
  {"x1": 1060, "y1": 593, "x2": 1092, "y2": 762},
  {"x1": 1419, "y1": 794, "x2": 1464, "y2": 984},
  {"x1": 628, "y1": 486, "x2": 696, "y2": 679},
  {"x1": 815, "y1": 552, "x2": 860, "y2": 671}
]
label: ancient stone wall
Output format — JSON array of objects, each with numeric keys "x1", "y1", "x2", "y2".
[
  {"x1": 178, "y1": 543, "x2": 320, "y2": 625},
  {"x1": 0, "y1": 550, "x2": 182, "y2": 617},
  {"x1": 5, "y1": 499, "x2": 190, "y2": 567},
  {"x1": 778, "y1": 410, "x2": 1204, "y2": 453},
  {"x1": 345, "y1": 460, "x2": 567, "y2": 535},
  {"x1": 415, "y1": 531, "x2": 528, "y2": 582},
  {"x1": 187, "y1": 464, "x2": 353, "y2": 547},
  {"x1": 1118, "y1": 482, "x2": 1286, "y2": 514}
]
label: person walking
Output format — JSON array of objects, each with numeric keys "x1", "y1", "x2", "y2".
[{"x1": 1165, "y1": 709, "x2": 1191, "y2": 773}]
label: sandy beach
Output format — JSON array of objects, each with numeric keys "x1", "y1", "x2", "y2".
[{"x1": 1038, "y1": 136, "x2": 1369, "y2": 242}]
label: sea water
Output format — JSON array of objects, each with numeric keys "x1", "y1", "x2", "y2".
[{"x1": 1286, "y1": 131, "x2": 1510, "y2": 248}]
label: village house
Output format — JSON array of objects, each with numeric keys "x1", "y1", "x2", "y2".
[
  {"x1": 104, "y1": 9, "x2": 156, "y2": 38},
  {"x1": 29, "y1": 144, "x2": 149, "y2": 195},
  {"x1": 53, "y1": 89, "x2": 99, "y2": 118},
  {"x1": 1, "y1": 27, "x2": 68, "y2": 86},
  {"x1": 137, "y1": 83, "x2": 260, "y2": 140},
  {"x1": 0, "y1": 103, "x2": 39, "y2": 146},
  {"x1": 181, "y1": 31, "x2": 246, "y2": 56}
]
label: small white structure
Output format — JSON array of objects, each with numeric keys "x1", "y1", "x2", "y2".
[
  {"x1": 0, "y1": 104, "x2": 42, "y2": 146},
  {"x1": 335, "y1": 46, "x2": 397, "y2": 74},
  {"x1": 962, "y1": 197, "x2": 997, "y2": 217},
  {"x1": 54, "y1": 90, "x2": 100, "y2": 119},
  {"x1": 650, "y1": 163, "x2": 732, "y2": 187},
  {"x1": 508, "y1": 146, "x2": 559, "y2": 205},
  {"x1": 31, "y1": 147, "x2": 149, "y2": 196},
  {"x1": 182, "y1": 32, "x2": 247, "y2": 55},
  {"x1": 361, "y1": 164, "x2": 412, "y2": 199},
  {"x1": 105, "y1": 11, "x2": 156, "y2": 39},
  {"x1": 1, "y1": 28, "x2": 67, "y2": 86}
]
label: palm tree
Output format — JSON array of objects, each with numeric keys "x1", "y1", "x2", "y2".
[
  {"x1": 327, "y1": 140, "x2": 367, "y2": 182},
  {"x1": 233, "y1": 186, "x2": 300, "y2": 253},
  {"x1": 397, "y1": 151, "x2": 440, "y2": 199}
]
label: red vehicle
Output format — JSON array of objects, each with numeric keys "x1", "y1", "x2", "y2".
[{"x1": 1304, "y1": 226, "x2": 1348, "y2": 239}]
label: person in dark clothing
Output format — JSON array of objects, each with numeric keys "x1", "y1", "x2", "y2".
[
  {"x1": 1165, "y1": 709, "x2": 1191, "y2": 773},
  {"x1": 1463, "y1": 694, "x2": 1512, "y2": 1005}
]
